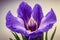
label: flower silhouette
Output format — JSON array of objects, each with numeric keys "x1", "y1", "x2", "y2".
[{"x1": 6, "y1": 2, "x2": 57, "y2": 40}]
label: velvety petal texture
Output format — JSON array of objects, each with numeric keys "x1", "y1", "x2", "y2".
[
  {"x1": 17, "y1": 2, "x2": 32, "y2": 24},
  {"x1": 32, "y1": 4, "x2": 43, "y2": 26},
  {"x1": 6, "y1": 11, "x2": 28, "y2": 36},
  {"x1": 38, "y1": 8, "x2": 57, "y2": 32}
]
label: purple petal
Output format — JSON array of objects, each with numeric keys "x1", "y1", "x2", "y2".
[
  {"x1": 32, "y1": 4, "x2": 43, "y2": 26},
  {"x1": 28, "y1": 31, "x2": 43, "y2": 38},
  {"x1": 6, "y1": 11, "x2": 28, "y2": 36},
  {"x1": 29, "y1": 35, "x2": 43, "y2": 40},
  {"x1": 38, "y1": 8, "x2": 57, "y2": 32},
  {"x1": 17, "y1": 2, "x2": 32, "y2": 24},
  {"x1": 29, "y1": 37, "x2": 32, "y2": 40}
]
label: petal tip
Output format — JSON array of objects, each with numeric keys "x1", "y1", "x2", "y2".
[
  {"x1": 20, "y1": 1, "x2": 28, "y2": 7},
  {"x1": 21, "y1": 1, "x2": 27, "y2": 4},
  {"x1": 6, "y1": 11, "x2": 14, "y2": 21},
  {"x1": 51, "y1": 8, "x2": 57, "y2": 22},
  {"x1": 34, "y1": 4, "x2": 42, "y2": 9},
  {"x1": 7, "y1": 11, "x2": 12, "y2": 16},
  {"x1": 20, "y1": 2, "x2": 25, "y2": 5}
]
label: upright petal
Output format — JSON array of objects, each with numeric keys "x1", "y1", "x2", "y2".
[
  {"x1": 17, "y1": 2, "x2": 32, "y2": 24},
  {"x1": 38, "y1": 8, "x2": 57, "y2": 32},
  {"x1": 6, "y1": 11, "x2": 28, "y2": 36},
  {"x1": 32, "y1": 4, "x2": 43, "y2": 26}
]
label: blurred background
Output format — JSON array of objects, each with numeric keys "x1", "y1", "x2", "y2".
[{"x1": 0, "y1": 0, "x2": 60, "y2": 40}]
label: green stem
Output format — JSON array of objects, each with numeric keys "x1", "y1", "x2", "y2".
[
  {"x1": 50, "y1": 27, "x2": 57, "y2": 40},
  {"x1": 42, "y1": 33, "x2": 44, "y2": 40},
  {"x1": 45, "y1": 32, "x2": 48, "y2": 40},
  {"x1": 22, "y1": 35, "x2": 27, "y2": 40}
]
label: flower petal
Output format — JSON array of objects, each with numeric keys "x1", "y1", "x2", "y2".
[
  {"x1": 29, "y1": 35, "x2": 43, "y2": 40},
  {"x1": 32, "y1": 4, "x2": 43, "y2": 26},
  {"x1": 28, "y1": 9, "x2": 57, "y2": 37},
  {"x1": 6, "y1": 11, "x2": 28, "y2": 36},
  {"x1": 17, "y1": 2, "x2": 32, "y2": 24},
  {"x1": 29, "y1": 32, "x2": 43, "y2": 38},
  {"x1": 38, "y1": 8, "x2": 57, "y2": 32},
  {"x1": 29, "y1": 37, "x2": 32, "y2": 40}
]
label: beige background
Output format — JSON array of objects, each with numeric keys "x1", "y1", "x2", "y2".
[{"x1": 0, "y1": 0, "x2": 60, "y2": 40}]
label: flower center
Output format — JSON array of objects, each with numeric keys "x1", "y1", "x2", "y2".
[{"x1": 27, "y1": 17, "x2": 38, "y2": 32}]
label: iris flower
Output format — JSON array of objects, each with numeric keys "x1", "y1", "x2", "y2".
[{"x1": 6, "y1": 2, "x2": 57, "y2": 40}]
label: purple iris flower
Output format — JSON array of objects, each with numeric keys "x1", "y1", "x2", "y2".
[{"x1": 6, "y1": 2, "x2": 57, "y2": 40}]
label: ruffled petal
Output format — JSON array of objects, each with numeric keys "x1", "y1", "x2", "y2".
[
  {"x1": 17, "y1": 2, "x2": 32, "y2": 24},
  {"x1": 32, "y1": 4, "x2": 43, "y2": 26},
  {"x1": 6, "y1": 11, "x2": 28, "y2": 36},
  {"x1": 38, "y1": 8, "x2": 57, "y2": 32}
]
